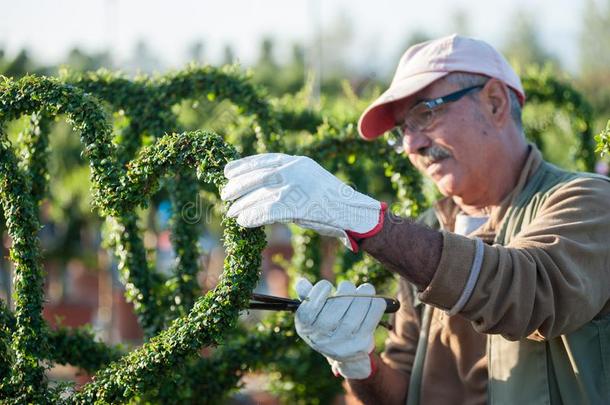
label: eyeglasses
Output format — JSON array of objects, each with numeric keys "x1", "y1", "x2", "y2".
[{"x1": 391, "y1": 84, "x2": 485, "y2": 140}]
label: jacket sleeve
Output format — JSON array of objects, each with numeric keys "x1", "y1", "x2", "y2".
[{"x1": 419, "y1": 177, "x2": 610, "y2": 340}]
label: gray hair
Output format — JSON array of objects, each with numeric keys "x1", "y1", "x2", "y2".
[{"x1": 444, "y1": 72, "x2": 523, "y2": 131}]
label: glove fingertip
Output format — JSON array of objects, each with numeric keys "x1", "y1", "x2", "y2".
[
  {"x1": 226, "y1": 204, "x2": 239, "y2": 218},
  {"x1": 236, "y1": 213, "x2": 258, "y2": 228},
  {"x1": 223, "y1": 160, "x2": 241, "y2": 178},
  {"x1": 356, "y1": 283, "x2": 376, "y2": 295},
  {"x1": 315, "y1": 279, "x2": 334, "y2": 295},
  {"x1": 295, "y1": 277, "x2": 313, "y2": 300},
  {"x1": 219, "y1": 180, "x2": 243, "y2": 202},
  {"x1": 337, "y1": 280, "x2": 356, "y2": 293},
  {"x1": 220, "y1": 188, "x2": 232, "y2": 202}
]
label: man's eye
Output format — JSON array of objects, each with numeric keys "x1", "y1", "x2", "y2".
[
  {"x1": 413, "y1": 109, "x2": 433, "y2": 125},
  {"x1": 419, "y1": 110, "x2": 433, "y2": 120}
]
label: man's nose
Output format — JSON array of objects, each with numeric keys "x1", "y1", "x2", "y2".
[{"x1": 402, "y1": 130, "x2": 432, "y2": 155}]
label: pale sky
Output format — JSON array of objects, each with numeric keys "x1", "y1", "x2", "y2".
[{"x1": 0, "y1": 0, "x2": 589, "y2": 76}]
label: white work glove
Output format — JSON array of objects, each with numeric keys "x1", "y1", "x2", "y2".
[
  {"x1": 294, "y1": 277, "x2": 386, "y2": 379},
  {"x1": 220, "y1": 153, "x2": 387, "y2": 252}
]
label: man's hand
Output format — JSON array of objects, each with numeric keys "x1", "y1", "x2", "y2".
[
  {"x1": 221, "y1": 153, "x2": 385, "y2": 251},
  {"x1": 294, "y1": 278, "x2": 386, "y2": 379}
]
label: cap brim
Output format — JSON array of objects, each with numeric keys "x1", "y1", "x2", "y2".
[{"x1": 358, "y1": 71, "x2": 449, "y2": 140}]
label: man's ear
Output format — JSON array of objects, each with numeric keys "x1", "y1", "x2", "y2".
[{"x1": 480, "y1": 79, "x2": 511, "y2": 127}]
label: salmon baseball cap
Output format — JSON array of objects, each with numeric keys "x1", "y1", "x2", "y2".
[{"x1": 358, "y1": 34, "x2": 525, "y2": 140}]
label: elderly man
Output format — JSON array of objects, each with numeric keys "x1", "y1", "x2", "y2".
[{"x1": 221, "y1": 35, "x2": 610, "y2": 404}]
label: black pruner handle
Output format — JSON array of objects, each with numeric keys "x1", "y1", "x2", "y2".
[
  {"x1": 248, "y1": 293, "x2": 400, "y2": 313},
  {"x1": 383, "y1": 297, "x2": 401, "y2": 313}
]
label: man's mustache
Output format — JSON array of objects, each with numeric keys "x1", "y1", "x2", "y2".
[{"x1": 416, "y1": 145, "x2": 452, "y2": 166}]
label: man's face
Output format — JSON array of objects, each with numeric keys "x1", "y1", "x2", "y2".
[{"x1": 391, "y1": 79, "x2": 501, "y2": 204}]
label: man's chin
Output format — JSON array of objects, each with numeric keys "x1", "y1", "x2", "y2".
[{"x1": 434, "y1": 176, "x2": 461, "y2": 198}]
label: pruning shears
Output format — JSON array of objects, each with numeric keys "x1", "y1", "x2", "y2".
[{"x1": 248, "y1": 293, "x2": 401, "y2": 330}]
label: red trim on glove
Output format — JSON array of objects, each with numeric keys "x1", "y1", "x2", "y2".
[
  {"x1": 345, "y1": 202, "x2": 388, "y2": 253},
  {"x1": 347, "y1": 236, "x2": 360, "y2": 252},
  {"x1": 368, "y1": 352, "x2": 378, "y2": 379}
]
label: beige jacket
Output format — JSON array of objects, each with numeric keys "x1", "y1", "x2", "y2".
[{"x1": 382, "y1": 146, "x2": 610, "y2": 404}]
